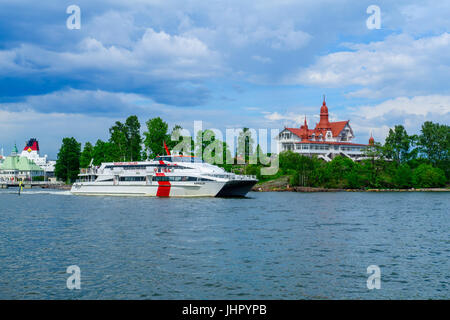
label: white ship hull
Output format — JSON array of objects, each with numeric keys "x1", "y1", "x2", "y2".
[
  {"x1": 70, "y1": 156, "x2": 257, "y2": 198},
  {"x1": 71, "y1": 181, "x2": 226, "y2": 197}
]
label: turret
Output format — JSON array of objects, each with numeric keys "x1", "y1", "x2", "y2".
[
  {"x1": 317, "y1": 96, "x2": 331, "y2": 130},
  {"x1": 369, "y1": 133, "x2": 375, "y2": 146},
  {"x1": 300, "y1": 116, "x2": 309, "y2": 141}
]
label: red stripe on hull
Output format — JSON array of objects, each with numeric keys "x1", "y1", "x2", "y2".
[
  {"x1": 155, "y1": 172, "x2": 171, "y2": 197},
  {"x1": 156, "y1": 181, "x2": 171, "y2": 197}
]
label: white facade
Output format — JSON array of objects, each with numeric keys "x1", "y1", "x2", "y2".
[{"x1": 277, "y1": 100, "x2": 372, "y2": 162}]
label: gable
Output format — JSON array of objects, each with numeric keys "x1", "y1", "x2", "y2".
[{"x1": 329, "y1": 121, "x2": 349, "y2": 137}]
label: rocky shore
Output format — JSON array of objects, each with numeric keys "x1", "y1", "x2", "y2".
[{"x1": 251, "y1": 177, "x2": 449, "y2": 192}]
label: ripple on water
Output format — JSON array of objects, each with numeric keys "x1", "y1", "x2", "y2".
[{"x1": 0, "y1": 190, "x2": 448, "y2": 299}]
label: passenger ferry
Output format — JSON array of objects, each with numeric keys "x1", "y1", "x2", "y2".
[{"x1": 70, "y1": 155, "x2": 257, "y2": 197}]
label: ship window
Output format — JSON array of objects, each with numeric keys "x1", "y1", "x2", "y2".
[
  {"x1": 119, "y1": 176, "x2": 146, "y2": 181},
  {"x1": 153, "y1": 176, "x2": 209, "y2": 182},
  {"x1": 155, "y1": 156, "x2": 173, "y2": 162}
]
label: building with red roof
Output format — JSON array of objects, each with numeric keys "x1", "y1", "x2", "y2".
[{"x1": 278, "y1": 98, "x2": 374, "y2": 162}]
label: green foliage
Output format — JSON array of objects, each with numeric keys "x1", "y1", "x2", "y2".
[
  {"x1": 92, "y1": 139, "x2": 116, "y2": 165},
  {"x1": 80, "y1": 142, "x2": 94, "y2": 168},
  {"x1": 237, "y1": 128, "x2": 255, "y2": 163},
  {"x1": 383, "y1": 125, "x2": 414, "y2": 163},
  {"x1": 262, "y1": 149, "x2": 448, "y2": 190},
  {"x1": 195, "y1": 129, "x2": 232, "y2": 169},
  {"x1": 417, "y1": 121, "x2": 450, "y2": 164},
  {"x1": 55, "y1": 137, "x2": 81, "y2": 183},
  {"x1": 109, "y1": 121, "x2": 128, "y2": 161},
  {"x1": 142, "y1": 118, "x2": 188, "y2": 159},
  {"x1": 109, "y1": 115, "x2": 142, "y2": 161},
  {"x1": 275, "y1": 151, "x2": 324, "y2": 187},
  {"x1": 169, "y1": 125, "x2": 194, "y2": 156},
  {"x1": 412, "y1": 164, "x2": 446, "y2": 188},
  {"x1": 143, "y1": 117, "x2": 169, "y2": 159},
  {"x1": 125, "y1": 115, "x2": 142, "y2": 161},
  {"x1": 57, "y1": 116, "x2": 449, "y2": 190},
  {"x1": 393, "y1": 164, "x2": 413, "y2": 188},
  {"x1": 278, "y1": 150, "x2": 301, "y2": 171}
]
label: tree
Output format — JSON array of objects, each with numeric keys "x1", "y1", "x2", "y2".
[
  {"x1": 237, "y1": 128, "x2": 255, "y2": 163},
  {"x1": 412, "y1": 164, "x2": 446, "y2": 188},
  {"x1": 168, "y1": 125, "x2": 194, "y2": 156},
  {"x1": 143, "y1": 117, "x2": 169, "y2": 159},
  {"x1": 363, "y1": 142, "x2": 385, "y2": 187},
  {"x1": 195, "y1": 129, "x2": 232, "y2": 167},
  {"x1": 279, "y1": 150, "x2": 303, "y2": 172},
  {"x1": 417, "y1": 121, "x2": 449, "y2": 164},
  {"x1": 325, "y1": 156, "x2": 355, "y2": 188},
  {"x1": 383, "y1": 125, "x2": 414, "y2": 163},
  {"x1": 108, "y1": 116, "x2": 142, "y2": 162},
  {"x1": 80, "y1": 142, "x2": 94, "y2": 168},
  {"x1": 125, "y1": 115, "x2": 142, "y2": 161},
  {"x1": 393, "y1": 164, "x2": 413, "y2": 188},
  {"x1": 109, "y1": 121, "x2": 128, "y2": 161},
  {"x1": 92, "y1": 139, "x2": 115, "y2": 165},
  {"x1": 55, "y1": 137, "x2": 81, "y2": 183}
]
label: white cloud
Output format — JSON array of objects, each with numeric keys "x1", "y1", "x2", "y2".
[
  {"x1": 286, "y1": 33, "x2": 450, "y2": 97},
  {"x1": 86, "y1": 11, "x2": 139, "y2": 47},
  {"x1": 263, "y1": 111, "x2": 314, "y2": 127},
  {"x1": 355, "y1": 95, "x2": 450, "y2": 120},
  {"x1": 0, "y1": 89, "x2": 150, "y2": 115},
  {"x1": 348, "y1": 94, "x2": 450, "y2": 142},
  {"x1": 0, "y1": 28, "x2": 222, "y2": 80}
]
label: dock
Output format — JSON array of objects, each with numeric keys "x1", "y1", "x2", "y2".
[{"x1": 0, "y1": 181, "x2": 66, "y2": 189}]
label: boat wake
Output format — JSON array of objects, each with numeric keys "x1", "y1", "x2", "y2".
[{"x1": 0, "y1": 190, "x2": 72, "y2": 196}]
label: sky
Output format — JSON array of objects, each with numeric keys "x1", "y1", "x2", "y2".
[{"x1": 0, "y1": 0, "x2": 449, "y2": 158}]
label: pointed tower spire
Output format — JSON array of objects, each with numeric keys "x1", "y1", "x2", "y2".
[
  {"x1": 11, "y1": 143, "x2": 18, "y2": 156},
  {"x1": 318, "y1": 95, "x2": 330, "y2": 129},
  {"x1": 369, "y1": 131, "x2": 375, "y2": 146},
  {"x1": 300, "y1": 115, "x2": 309, "y2": 141}
]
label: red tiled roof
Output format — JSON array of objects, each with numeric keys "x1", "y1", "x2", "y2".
[
  {"x1": 286, "y1": 120, "x2": 349, "y2": 139},
  {"x1": 285, "y1": 128, "x2": 304, "y2": 137},
  {"x1": 328, "y1": 121, "x2": 349, "y2": 137}
]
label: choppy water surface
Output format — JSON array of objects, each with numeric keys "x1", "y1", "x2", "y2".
[{"x1": 0, "y1": 189, "x2": 448, "y2": 299}]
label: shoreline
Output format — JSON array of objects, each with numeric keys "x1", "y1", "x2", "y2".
[{"x1": 252, "y1": 186, "x2": 450, "y2": 192}]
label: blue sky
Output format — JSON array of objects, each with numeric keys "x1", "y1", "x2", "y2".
[{"x1": 0, "y1": 0, "x2": 449, "y2": 158}]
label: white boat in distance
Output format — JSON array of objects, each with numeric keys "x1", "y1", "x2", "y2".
[{"x1": 71, "y1": 155, "x2": 257, "y2": 197}]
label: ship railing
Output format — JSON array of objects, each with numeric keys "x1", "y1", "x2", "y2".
[
  {"x1": 229, "y1": 174, "x2": 257, "y2": 180},
  {"x1": 79, "y1": 168, "x2": 98, "y2": 175}
]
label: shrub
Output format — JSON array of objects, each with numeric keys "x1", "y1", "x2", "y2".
[
  {"x1": 393, "y1": 164, "x2": 413, "y2": 188},
  {"x1": 412, "y1": 164, "x2": 446, "y2": 188}
]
